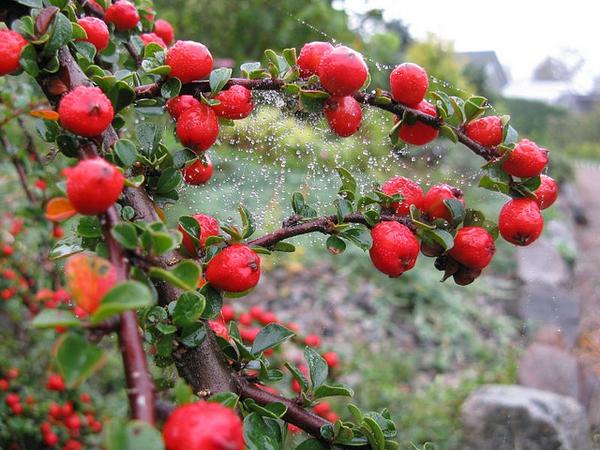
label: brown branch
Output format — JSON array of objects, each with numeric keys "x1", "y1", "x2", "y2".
[
  {"x1": 249, "y1": 212, "x2": 411, "y2": 249},
  {"x1": 137, "y1": 77, "x2": 499, "y2": 161}
]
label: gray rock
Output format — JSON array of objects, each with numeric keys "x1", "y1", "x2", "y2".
[
  {"x1": 517, "y1": 238, "x2": 570, "y2": 286},
  {"x1": 461, "y1": 385, "x2": 591, "y2": 450},
  {"x1": 518, "y1": 282, "x2": 580, "y2": 346}
]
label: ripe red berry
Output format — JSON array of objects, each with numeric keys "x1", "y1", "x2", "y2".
[
  {"x1": 399, "y1": 100, "x2": 439, "y2": 145},
  {"x1": 58, "y1": 86, "x2": 114, "y2": 137},
  {"x1": 422, "y1": 184, "x2": 464, "y2": 222},
  {"x1": 381, "y1": 176, "x2": 424, "y2": 215},
  {"x1": 259, "y1": 311, "x2": 277, "y2": 325},
  {"x1": 205, "y1": 244, "x2": 261, "y2": 292},
  {"x1": 499, "y1": 198, "x2": 544, "y2": 246},
  {"x1": 0, "y1": 30, "x2": 28, "y2": 76},
  {"x1": 163, "y1": 402, "x2": 244, "y2": 450},
  {"x1": 77, "y1": 17, "x2": 110, "y2": 52},
  {"x1": 323, "y1": 351, "x2": 340, "y2": 368},
  {"x1": 53, "y1": 224, "x2": 64, "y2": 239},
  {"x1": 104, "y1": 1, "x2": 140, "y2": 31},
  {"x1": 49, "y1": 402, "x2": 61, "y2": 418},
  {"x1": 389, "y1": 63, "x2": 429, "y2": 107},
  {"x1": 5, "y1": 393, "x2": 19, "y2": 406},
  {"x1": 464, "y1": 116, "x2": 503, "y2": 147},
  {"x1": 154, "y1": 19, "x2": 174, "y2": 45},
  {"x1": 369, "y1": 221, "x2": 419, "y2": 277},
  {"x1": 46, "y1": 373, "x2": 65, "y2": 391},
  {"x1": 183, "y1": 157, "x2": 214, "y2": 185},
  {"x1": 166, "y1": 95, "x2": 201, "y2": 120},
  {"x1": 298, "y1": 41, "x2": 334, "y2": 77},
  {"x1": 239, "y1": 327, "x2": 260, "y2": 343},
  {"x1": 318, "y1": 45, "x2": 368, "y2": 96},
  {"x1": 40, "y1": 422, "x2": 52, "y2": 434},
  {"x1": 176, "y1": 104, "x2": 219, "y2": 152},
  {"x1": 449, "y1": 226, "x2": 495, "y2": 270},
  {"x1": 502, "y1": 139, "x2": 548, "y2": 178},
  {"x1": 0, "y1": 379, "x2": 9, "y2": 391},
  {"x1": 140, "y1": 32, "x2": 166, "y2": 48},
  {"x1": 304, "y1": 334, "x2": 321, "y2": 347},
  {"x1": 80, "y1": 393, "x2": 91, "y2": 403},
  {"x1": 167, "y1": 40, "x2": 213, "y2": 83},
  {"x1": 238, "y1": 312, "x2": 252, "y2": 326},
  {"x1": 324, "y1": 96, "x2": 362, "y2": 137},
  {"x1": 2, "y1": 245, "x2": 14, "y2": 256},
  {"x1": 313, "y1": 402, "x2": 331, "y2": 417},
  {"x1": 220, "y1": 305, "x2": 235, "y2": 322},
  {"x1": 65, "y1": 414, "x2": 81, "y2": 430},
  {"x1": 211, "y1": 85, "x2": 254, "y2": 119},
  {"x1": 61, "y1": 401, "x2": 74, "y2": 416},
  {"x1": 65, "y1": 158, "x2": 124, "y2": 215},
  {"x1": 534, "y1": 174, "x2": 558, "y2": 210},
  {"x1": 178, "y1": 213, "x2": 219, "y2": 255},
  {"x1": 63, "y1": 439, "x2": 82, "y2": 450},
  {"x1": 43, "y1": 432, "x2": 59, "y2": 446},
  {"x1": 249, "y1": 305, "x2": 264, "y2": 319},
  {"x1": 7, "y1": 367, "x2": 19, "y2": 379}
]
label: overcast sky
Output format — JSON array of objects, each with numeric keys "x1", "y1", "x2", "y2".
[{"x1": 342, "y1": 0, "x2": 599, "y2": 90}]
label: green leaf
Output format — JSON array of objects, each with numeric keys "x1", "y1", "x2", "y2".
[
  {"x1": 336, "y1": 167, "x2": 357, "y2": 199},
  {"x1": 209, "y1": 392, "x2": 239, "y2": 408},
  {"x1": 341, "y1": 227, "x2": 372, "y2": 251},
  {"x1": 439, "y1": 124, "x2": 458, "y2": 143},
  {"x1": 56, "y1": 333, "x2": 105, "y2": 387},
  {"x1": 71, "y1": 40, "x2": 96, "y2": 61},
  {"x1": 31, "y1": 309, "x2": 80, "y2": 329},
  {"x1": 245, "y1": 399, "x2": 288, "y2": 419},
  {"x1": 243, "y1": 413, "x2": 282, "y2": 450},
  {"x1": 314, "y1": 383, "x2": 354, "y2": 400},
  {"x1": 209, "y1": 68, "x2": 232, "y2": 94},
  {"x1": 90, "y1": 281, "x2": 154, "y2": 325},
  {"x1": 443, "y1": 198, "x2": 465, "y2": 225},
  {"x1": 361, "y1": 416, "x2": 386, "y2": 450},
  {"x1": 199, "y1": 284, "x2": 223, "y2": 319},
  {"x1": 251, "y1": 323, "x2": 294, "y2": 355},
  {"x1": 149, "y1": 260, "x2": 202, "y2": 291},
  {"x1": 294, "y1": 439, "x2": 329, "y2": 450},
  {"x1": 43, "y1": 13, "x2": 73, "y2": 57},
  {"x1": 463, "y1": 209, "x2": 486, "y2": 227},
  {"x1": 285, "y1": 362, "x2": 308, "y2": 392},
  {"x1": 161, "y1": 77, "x2": 181, "y2": 99},
  {"x1": 156, "y1": 168, "x2": 182, "y2": 194},
  {"x1": 291, "y1": 192, "x2": 317, "y2": 218},
  {"x1": 180, "y1": 322, "x2": 207, "y2": 348},
  {"x1": 77, "y1": 216, "x2": 102, "y2": 238},
  {"x1": 108, "y1": 80, "x2": 136, "y2": 112},
  {"x1": 111, "y1": 223, "x2": 138, "y2": 249},
  {"x1": 50, "y1": 238, "x2": 83, "y2": 260},
  {"x1": 239, "y1": 205, "x2": 256, "y2": 239},
  {"x1": 479, "y1": 171, "x2": 511, "y2": 195},
  {"x1": 419, "y1": 228, "x2": 454, "y2": 251},
  {"x1": 272, "y1": 242, "x2": 295, "y2": 252},
  {"x1": 15, "y1": 0, "x2": 42, "y2": 6},
  {"x1": 104, "y1": 420, "x2": 164, "y2": 450},
  {"x1": 19, "y1": 44, "x2": 39, "y2": 77},
  {"x1": 326, "y1": 235, "x2": 346, "y2": 255},
  {"x1": 305, "y1": 346, "x2": 328, "y2": 389},
  {"x1": 137, "y1": 123, "x2": 162, "y2": 156},
  {"x1": 172, "y1": 148, "x2": 197, "y2": 169},
  {"x1": 282, "y1": 48, "x2": 297, "y2": 67},
  {"x1": 464, "y1": 95, "x2": 489, "y2": 121},
  {"x1": 114, "y1": 139, "x2": 138, "y2": 167},
  {"x1": 172, "y1": 291, "x2": 205, "y2": 327}
]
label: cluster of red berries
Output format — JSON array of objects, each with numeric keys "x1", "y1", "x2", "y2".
[
  {"x1": 178, "y1": 213, "x2": 261, "y2": 292},
  {"x1": 1, "y1": 370, "x2": 101, "y2": 449}
]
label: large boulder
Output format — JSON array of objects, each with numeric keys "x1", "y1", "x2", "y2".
[{"x1": 461, "y1": 385, "x2": 591, "y2": 450}]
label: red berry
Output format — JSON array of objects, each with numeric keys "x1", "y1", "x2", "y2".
[
  {"x1": 40, "y1": 422, "x2": 52, "y2": 434},
  {"x1": 502, "y1": 139, "x2": 548, "y2": 178},
  {"x1": 313, "y1": 401, "x2": 331, "y2": 417},
  {"x1": 167, "y1": 40, "x2": 213, "y2": 83},
  {"x1": 389, "y1": 63, "x2": 429, "y2": 107},
  {"x1": 259, "y1": 311, "x2": 277, "y2": 325},
  {"x1": 58, "y1": 86, "x2": 114, "y2": 137},
  {"x1": 65, "y1": 158, "x2": 124, "y2": 215},
  {"x1": 369, "y1": 221, "x2": 419, "y2": 277},
  {"x1": 140, "y1": 32, "x2": 166, "y2": 48},
  {"x1": 220, "y1": 305, "x2": 235, "y2": 322},
  {"x1": 46, "y1": 373, "x2": 66, "y2": 391},
  {"x1": 323, "y1": 351, "x2": 339, "y2": 368},
  {"x1": 399, "y1": 100, "x2": 439, "y2": 145},
  {"x1": 0, "y1": 380, "x2": 10, "y2": 391},
  {"x1": 65, "y1": 414, "x2": 81, "y2": 430},
  {"x1": 249, "y1": 305, "x2": 264, "y2": 319},
  {"x1": 43, "y1": 432, "x2": 59, "y2": 446},
  {"x1": 205, "y1": 244, "x2": 261, "y2": 293},
  {"x1": 238, "y1": 313, "x2": 252, "y2": 326},
  {"x1": 104, "y1": 1, "x2": 140, "y2": 31},
  {"x1": 166, "y1": 95, "x2": 200, "y2": 120},
  {"x1": 163, "y1": 402, "x2": 244, "y2": 450},
  {"x1": 90, "y1": 420, "x2": 102, "y2": 433},
  {"x1": 449, "y1": 227, "x2": 495, "y2": 270},
  {"x1": 178, "y1": 213, "x2": 219, "y2": 255},
  {"x1": 499, "y1": 198, "x2": 544, "y2": 246},
  {"x1": 80, "y1": 393, "x2": 91, "y2": 403},
  {"x1": 2, "y1": 245, "x2": 14, "y2": 256},
  {"x1": 35, "y1": 179, "x2": 48, "y2": 190},
  {"x1": 318, "y1": 45, "x2": 368, "y2": 96},
  {"x1": 381, "y1": 176, "x2": 424, "y2": 215},
  {"x1": 5, "y1": 393, "x2": 20, "y2": 405},
  {"x1": 304, "y1": 334, "x2": 321, "y2": 347},
  {"x1": 77, "y1": 17, "x2": 109, "y2": 52},
  {"x1": 239, "y1": 327, "x2": 260, "y2": 343},
  {"x1": 325, "y1": 411, "x2": 339, "y2": 423},
  {"x1": 464, "y1": 116, "x2": 503, "y2": 147},
  {"x1": 10, "y1": 402, "x2": 23, "y2": 414},
  {"x1": 323, "y1": 96, "x2": 362, "y2": 137},
  {"x1": 534, "y1": 174, "x2": 558, "y2": 210},
  {"x1": 7, "y1": 367, "x2": 19, "y2": 379},
  {"x1": 49, "y1": 402, "x2": 61, "y2": 418},
  {"x1": 154, "y1": 19, "x2": 174, "y2": 45},
  {"x1": 211, "y1": 85, "x2": 254, "y2": 119},
  {"x1": 176, "y1": 104, "x2": 219, "y2": 152},
  {"x1": 63, "y1": 439, "x2": 82, "y2": 450},
  {"x1": 422, "y1": 184, "x2": 464, "y2": 222},
  {"x1": 0, "y1": 30, "x2": 28, "y2": 76},
  {"x1": 61, "y1": 401, "x2": 74, "y2": 416},
  {"x1": 291, "y1": 365, "x2": 309, "y2": 393},
  {"x1": 298, "y1": 41, "x2": 333, "y2": 77},
  {"x1": 183, "y1": 157, "x2": 214, "y2": 185}
]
